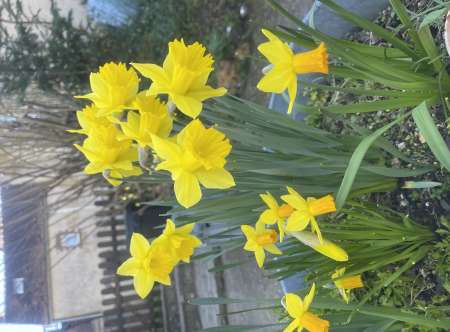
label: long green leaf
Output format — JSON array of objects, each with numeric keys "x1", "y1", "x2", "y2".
[
  {"x1": 317, "y1": 0, "x2": 416, "y2": 58},
  {"x1": 189, "y1": 297, "x2": 277, "y2": 306},
  {"x1": 313, "y1": 296, "x2": 450, "y2": 329},
  {"x1": 323, "y1": 98, "x2": 423, "y2": 114},
  {"x1": 412, "y1": 102, "x2": 450, "y2": 171},
  {"x1": 336, "y1": 113, "x2": 410, "y2": 209},
  {"x1": 195, "y1": 324, "x2": 282, "y2": 332},
  {"x1": 389, "y1": 0, "x2": 426, "y2": 57}
]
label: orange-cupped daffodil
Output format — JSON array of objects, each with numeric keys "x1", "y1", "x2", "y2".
[
  {"x1": 283, "y1": 284, "x2": 330, "y2": 332},
  {"x1": 257, "y1": 191, "x2": 295, "y2": 241},
  {"x1": 281, "y1": 187, "x2": 336, "y2": 244},
  {"x1": 241, "y1": 222, "x2": 282, "y2": 268},
  {"x1": 332, "y1": 267, "x2": 364, "y2": 303},
  {"x1": 257, "y1": 29, "x2": 328, "y2": 114}
]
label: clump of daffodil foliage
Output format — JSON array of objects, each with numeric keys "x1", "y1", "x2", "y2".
[{"x1": 67, "y1": 0, "x2": 450, "y2": 331}]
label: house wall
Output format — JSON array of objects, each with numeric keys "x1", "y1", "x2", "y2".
[{"x1": 46, "y1": 176, "x2": 104, "y2": 322}]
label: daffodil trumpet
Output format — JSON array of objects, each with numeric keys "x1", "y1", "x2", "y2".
[{"x1": 332, "y1": 267, "x2": 364, "y2": 303}]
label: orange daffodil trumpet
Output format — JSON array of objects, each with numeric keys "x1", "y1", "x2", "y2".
[
  {"x1": 332, "y1": 268, "x2": 364, "y2": 303},
  {"x1": 283, "y1": 284, "x2": 330, "y2": 332},
  {"x1": 132, "y1": 39, "x2": 227, "y2": 119},
  {"x1": 117, "y1": 219, "x2": 202, "y2": 299},
  {"x1": 248, "y1": 188, "x2": 343, "y2": 269},
  {"x1": 152, "y1": 119, "x2": 235, "y2": 208},
  {"x1": 257, "y1": 29, "x2": 328, "y2": 114},
  {"x1": 241, "y1": 222, "x2": 282, "y2": 268}
]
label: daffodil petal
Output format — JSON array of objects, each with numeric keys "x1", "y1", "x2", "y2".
[
  {"x1": 133, "y1": 270, "x2": 154, "y2": 299},
  {"x1": 188, "y1": 85, "x2": 227, "y2": 101},
  {"x1": 283, "y1": 318, "x2": 301, "y2": 332},
  {"x1": 257, "y1": 66, "x2": 293, "y2": 93},
  {"x1": 257, "y1": 209, "x2": 278, "y2": 225},
  {"x1": 260, "y1": 192, "x2": 279, "y2": 211},
  {"x1": 195, "y1": 167, "x2": 235, "y2": 189},
  {"x1": 130, "y1": 233, "x2": 151, "y2": 258},
  {"x1": 287, "y1": 77, "x2": 297, "y2": 114},
  {"x1": 171, "y1": 94, "x2": 203, "y2": 119},
  {"x1": 131, "y1": 63, "x2": 169, "y2": 85},
  {"x1": 152, "y1": 135, "x2": 182, "y2": 161},
  {"x1": 303, "y1": 283, "x2": 316, "y2": 311},
  {"x1": 174, "y1": 171, "x2": 201, "y2": 208},
  {"x1": 285, "y1": 293, "x2": 303, "y2": 318},
  {"x1": 255, "y1": 248, "x2": 266, "y2": 268},
  {"x1": 241, "y1": 225, "x2": 256, "y2": 239},
  {"x1": 116, "y1": 258, "x2": 140, "y2": 276},
  {"x1": 265, "y1": 244, "x2": 282, "y2": 255},
  {"x1": 286, "y1": 211, "x2": 310, "y2": 233}
]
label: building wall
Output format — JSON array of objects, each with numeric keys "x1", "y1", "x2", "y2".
[{"x1": 46, "y1": 177, "x2": 104, "y2": 321}]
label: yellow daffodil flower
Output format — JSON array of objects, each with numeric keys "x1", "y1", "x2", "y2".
[
  {"x1": 283, "y1": 284, "x2": 330, "y2": 332},
  {"x1": 117, "y1": 233, "x2": 176, "y2": 299},
  {"x1": 75, "y1": 124, "x2": 142, "y2": 186},
  {"x1": 155, "y1": 219, "x2": 202, "y2": 263},
  {"x1": 132, "y1": 39, "x2": 227, "y2": 119},
  {"x1": 151, "y1": 119, "x2": 235, "y2": 208},
  {"x1": 290, "y1": 231, "x2": 348, "y2": 262},
  {"x1": 257, "y1": 192, "x2": 295, "y2": 241},
  {"x1": 68, "y1": 104, "x2": 110, "y2": 135},
  {"x1": 119, "y1": 93, "x2": 173, "y2": 148},
  {"x1": 257, "y1": 29, "x2": 328, "y2": 114},
  {"x1": 332, "y1": 268, "x2": 364, "y2": 303},
  {"x1": 77, "y1": 62, "x2": 139, "y2": 117},
  {"x1": 281, "y1": 187, "x2": 336, "y2": 244},
  {"x1": 241, "y1": 222, "x2": 282, "y2": 268}
]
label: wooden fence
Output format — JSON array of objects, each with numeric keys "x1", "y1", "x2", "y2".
[{"x1": 96, "y1": 189, "x2": 164, "y2": 332}]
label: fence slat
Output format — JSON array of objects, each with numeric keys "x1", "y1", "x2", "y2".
[{"x1": 96, "y1": 194, "x2": 164, "y2": 331}]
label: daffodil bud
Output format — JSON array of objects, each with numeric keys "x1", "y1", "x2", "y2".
[{"x1": 290, "y1": 231, "x2": 348, "y2": 262}]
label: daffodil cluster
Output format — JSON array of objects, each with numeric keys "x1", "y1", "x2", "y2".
[
  {"x1": 70, "y1": 40, "x2": 233, "y2": 206},
  {"x1": 242, "y1": 187, "x2": 341, "y2": 268},
  {"x1": 117, "y1": 219, "x2": 201, "y2": 299}
]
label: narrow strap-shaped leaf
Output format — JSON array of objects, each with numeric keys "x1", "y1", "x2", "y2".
[
  {"x1": 417, "y1": 25, "x2": 447, "y2": 74},
  {"x1": 195, "y1": 324, "x2": 283, "y2": 332},
  {"x1": 317, "y1": 0, "x2": 417, "y2": 58},
  {"x1": 323, "y1": 98, "x2": 424, "y2": 114},
  {"x1": 336, "y1": 112, "x2": 411, "y2": 209},
  {"x1": 390, "y1": 0, "x2": 426, "y2": 57},
  {"x1": 297, "y1": 79, "x2": 429, "y2": 98},
  {"x1": 412, "y1": 101, "x2": 450, "y2": 171}
]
